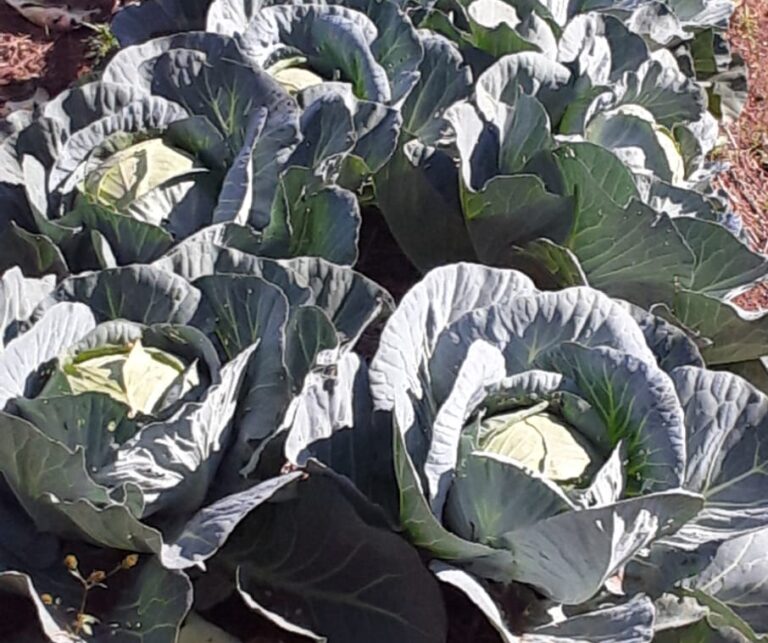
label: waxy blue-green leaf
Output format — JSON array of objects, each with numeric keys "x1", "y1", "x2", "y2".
[
  {"x1": 41, "y1": 266, "x2": 200, "y2": 325},
  {"x1": 259, "y1": 167, "x2": 360, "y2": 265},
  {"x1": 93, "y1": 343, "x2": 257, "y2": 517},
  {"x1": 555, "y1": 144, "x2": 695, "y2": 306},
  {"x1": 241, "y1": 5, "x2": 392, "y2": 102},
  {"x1": 0, "y1": 411, "x2": 163, "y2": 550},
  {"x1": 112, "y1": 0, "x2": 211, "y2": 45},
  {"x1": 446, "y1": 450, "x2": 577, "y2": 543},
  {"x1": 160, "y1": 472, "x2": 303, "y2": 570},
  {"x1": 375, "y1": 140, "x2": 477, "y2": 271},
  {"x1": 370, "y1": 263, "x2": 537, "y2": 414},
  {"x1": 686, "y1": 527, "x2": 768, "y2": 636},
  {"x1": 0, "y1": 267, "x2": 55, "y2": 349},
  {"x1": 653, "y1": 290, "x2": 768, "y2": 366},
  {"x1": 498, "y1": 490, "x2": 703, "y2": 603},
  {"x1": 666, "y1": 367, "x2": 768, "y2": 545},
  {"x1": 230, "y1": 474, "x2": 448, "y2": 643},
  {"x1": 0, "y1": 303, "x2": 96, "y2": 408},
  {"x1": 539, "y1": 342, "x2": 687, "y2": 490}
]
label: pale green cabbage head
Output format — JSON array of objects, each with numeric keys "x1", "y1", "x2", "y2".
[{"x1": 39, "y1": 338, "x2": 198, "y2": 417}]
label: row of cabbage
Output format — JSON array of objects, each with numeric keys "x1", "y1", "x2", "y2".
[{"x1": 0, "y1": 0, "x2": 766, "y2": 640}]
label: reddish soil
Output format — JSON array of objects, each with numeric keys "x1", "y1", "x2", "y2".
[
  {"x1": 717, "y1": 0, "x2": 768, "y2": 310},
  {"x1": 0, "y1": 0, "x2": 116, "y2": 110}
]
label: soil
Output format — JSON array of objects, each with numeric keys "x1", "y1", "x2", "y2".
[
  {"x1": 0, "y1": 0, "x2": 118, "y2": 111},
  {"x1": 717, "y1": 0, "x2": 768, "y2": 310}
]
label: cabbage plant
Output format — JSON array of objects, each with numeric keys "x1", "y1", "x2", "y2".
[
  {"x1": 207, "y1": 0, "x2": 424, "y2": 188},
  {"x1": 0, "y1": 242, "x2": 456, "y2": 641},
  {"x1": 401, "y1": 0, "x2": 745, "y2": 117},
  {"x1": 112, "y1": 0, "x2": 424, "y2": 191},
  {"x1": 374, "y1": 17, "x2": 768, "y2": 390},
  {"x1": 0, "y1": 31, "x2": 361, "y2": 278},
  {"x1": 366, "y1": 263, "x2": 768, "y2": 640}
]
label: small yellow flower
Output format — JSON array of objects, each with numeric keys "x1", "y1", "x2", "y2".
[
  {"x1": 121, "y1": 554, "x2": 139, "y2": 570},
  {"x1": 40, "y1": 593, "x2": 53, "y2": 606},
  {"x1": 87, "y1": 570, "x2": 107, "y2": 584},
  {"x1": 75, "y1": 612, "x2": 99, "y2": 637},
  {"x1": 63, "y1": 555, "x2": 79, "y2": 571}
]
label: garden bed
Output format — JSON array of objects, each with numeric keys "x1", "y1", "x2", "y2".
[{"x1": 1, "y1": 0, "x2": 767, "y2": 641}]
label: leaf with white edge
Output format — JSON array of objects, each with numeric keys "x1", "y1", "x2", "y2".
[
  {"x1": 191, "y1": 274, "x2": 289, "y2": 361},
  {"x1": 369, "y1": 263, "x2": 537, "y2": 414},
  {"x1": 538, "y1": 342, "x2": 687, "y2": 491},
  {"x1": 213, "y1": 107, "x2": 269, "y2": 227},
  {"x1": 0, "y1": 268, "x2": 55, "y2": 348},
  {"x1": 14, "y1": 392, "x2": 138, "y2": 471},
  {"x1": 74, "y1": 201, "x2": 176, "y2": 265},
  {"x1": 43, "y1": 266, "x2": 200, "y2": 325},
  {"x1": 618, "y1": 301, "x2": 704, "y2": 373},
  {"x1": 611, "y1": 59, "x2": 706, "y2": 128},
  {"x1": 96, "y1": 556, "x2": 193, "y2": 642},
  {"x1": 653, "y1": 291, "x2": 768, "y2": 366},
  {"x1": 289, "y1": 90, "x2": 356, "y2": 174},
  {"x1": 666, "y1": 367, "x2": 768, "y2": 545},
  {"x1": 555, "y1": 144, "x2": 694, "y2": 306},
  {"x1": 463, "y1": 175, "x2": 575, "y2": 261},
  {"x1": 497, "y1": 490, "x2": 703, "y2": 603},
  {"x1": 49, "y1": 95, "x2": 189, "y2": 195},
  {"x1": 723, "y1": 358, "x2": 768, "y2": 396},
  {"x1": 555, "y1": 141, "x2": 639, "y2": 209},
  {"x1": 282, "y1": 353, "x2": 383, "y2": 499},
  {"x1": 683, "y1": 588, "x2": 767, "y2": 642},
  {"x1": 191, "y1": 275, "x2": 290, "y2": 476},
  {"x1": 428, "y1": 288, "x2": 658, "y2": 401},
  {"x1": 393, "y1": 417, "x2": 508, "y2": 564},
  {"x1": 276, "y1": 256, "x2": 394, "y2": 346},
  {"x1": 259, "y1": 167, "x2": 360, "y2": 266},
  {"x1": 402, "y1": 32, "x2": 473, "y2": 143},
  {"x1": 571, "y1": 443, "x2": 625, "y2": 508},
  {"x1": 300, "y1": 81, "x2": 401, "y2": 177},
  {"x1": 422, "y1": 340, "x2": 506, "y2": 513},
  {"x1": 584, "y1": 110, "x2": 680, "y2": 184},
  {"x1": 673, "y1": 217, "x2": 768, "y2": 298},
  {"x1": 160, "y1": 472, "x2": 303, "y2": 570},
  {"x1": 525, "y1": 594, "x2": 656, "y2": 642},
  {"x1": 241, "y1": 5, "x2": 392, "y2": 103},
  {"x1": 430, "y1": 562, "x2": 517, "y2": 643},
  {"x1": 230, "y1": 474, "x2": 448, "y2": 643},
  {"x1": 0, "y1": 222, "x2": 69, "y2": 279},
  {"x1": 687, "y1": 528, "x2": 768, "y2": 636},
  {"x1": 284, "y1": 306, "x2": 339, "y2": 390},
  {"x1": 0, "y1": 411, "x2": 163, "y2": 551},
  {"x1": 374, "y1": 140, "x2": 477, "y2": 271},
  {"x1": 445, "y1": 451, "x2": 577, "y2": 544},
  {"x1": 475, "y1": 53, "x2": 572, "y2": 126},
  {"x1": 150, "y1": 40, "x2": 298, "y2": 149},
  {"x1": 0, "y1": 302, "x2": 96, "y2": 409},
  {"x1": 504, "y1": 239, "x2": 588, "y2": 291}
]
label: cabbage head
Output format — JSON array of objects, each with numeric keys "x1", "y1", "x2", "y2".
[{"x1": 369, "y1": 263, "x2": 768, "y2": 639}]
